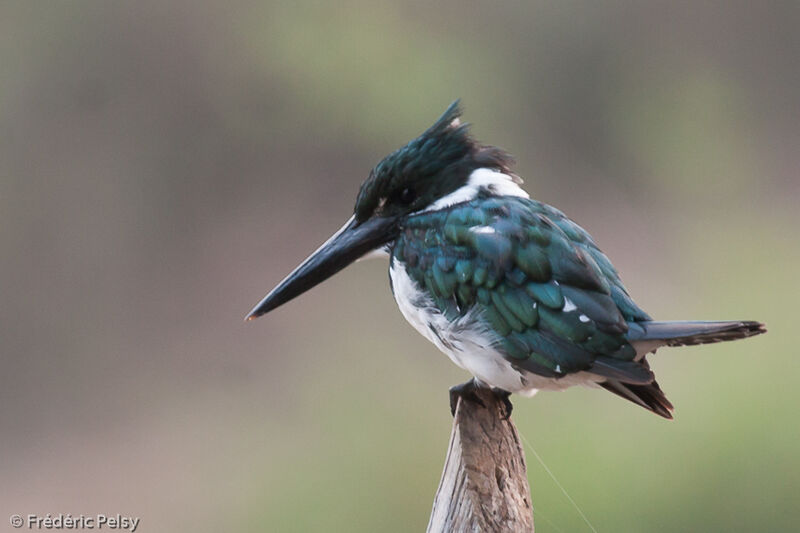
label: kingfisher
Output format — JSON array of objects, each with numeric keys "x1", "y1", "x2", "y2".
[{"x1": 246, "y1": 101, "x2": 765, "y2": 419}]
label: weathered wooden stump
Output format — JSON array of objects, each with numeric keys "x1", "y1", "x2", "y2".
[{"x1": 428, "y1": 387, "x2": 534, "y2": 532}]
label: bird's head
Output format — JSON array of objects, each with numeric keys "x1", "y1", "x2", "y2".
[{"x1": 246, "y1": 100, "x2": 514, "y2": 320}]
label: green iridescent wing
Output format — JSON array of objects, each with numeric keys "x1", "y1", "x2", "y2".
[{"x1": 393, "y1": 197, "x2": 652, "y2": 381}]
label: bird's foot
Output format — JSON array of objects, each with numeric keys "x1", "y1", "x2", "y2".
[
  {"x1": 493, "y1": 388, "x2": 514, "y2": 420},
  {"x1": 449, "y1": 378, "x2": 485, "y2": 416},
  {"x1": 448, "y1": 379, "x2": 514, "y2": 419}
]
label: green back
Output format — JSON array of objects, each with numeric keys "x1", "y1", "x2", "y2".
[{"x1": 392, "y1": 196, "x2": 651, "y2": 377}]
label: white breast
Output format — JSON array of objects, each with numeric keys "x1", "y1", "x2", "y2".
[{"x1": 389, "y1": 259, "x2": 597, "y2": 395}]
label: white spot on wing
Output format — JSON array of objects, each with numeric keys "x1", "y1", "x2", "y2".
[
  {"x1": 470, "y1": 226, "x2": 496, "y2": 235},
  {"x1": 579, "y1": 314, "x2": 590, "y2": 323},
  {"x1": 563, "y1": 297, "x2": 577, "y2": 312}
]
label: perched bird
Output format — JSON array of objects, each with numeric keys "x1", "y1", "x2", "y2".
[{"x1": 247, "y1": 101, "x2": 765, "y2": 419}]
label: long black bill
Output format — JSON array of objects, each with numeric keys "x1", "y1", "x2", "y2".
[{"x1": 245, "y1": 214, "x2": 399, "y2": 320}]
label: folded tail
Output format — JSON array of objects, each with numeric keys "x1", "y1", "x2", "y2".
[
  {"x1": 600, "y1": 320, "x2": 766, "y2": 419},
  {"x1": 628, "y1": 320, "x2": 766, "y2": 348}
]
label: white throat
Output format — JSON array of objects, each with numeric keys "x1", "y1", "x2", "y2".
[{"x1": 423, "y1": 168, "x2": 529, "y2": 212}]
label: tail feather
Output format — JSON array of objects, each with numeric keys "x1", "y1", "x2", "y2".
[
  {"x1": 600, "y1": 379, "x2": 674, "y2": 419},
  {"x1": 589, "y1": 357, "x2": 654, "y2": 385},
  {"x1": 604, "y1": 320, "x2": 766, "y2": 418},
  {"x1": 629, "y1": 320, "x2": 765, "y2": 348}
]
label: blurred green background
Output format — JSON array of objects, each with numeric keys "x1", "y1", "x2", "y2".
[{"x1": 1, "y1": 1, "x2": 797, "y2": 531}]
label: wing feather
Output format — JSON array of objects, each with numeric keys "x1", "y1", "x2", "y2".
[{"x1": 395, "y1": 197, "x2": 650, "y2": 381}]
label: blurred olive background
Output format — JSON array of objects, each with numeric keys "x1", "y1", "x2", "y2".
[{"x1": 1, "y1": 1, "x2": 797, "y2": 532}]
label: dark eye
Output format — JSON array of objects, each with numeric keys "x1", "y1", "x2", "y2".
[{"x1": 399, "y1": 187, "x2": 416, "y2": 204}]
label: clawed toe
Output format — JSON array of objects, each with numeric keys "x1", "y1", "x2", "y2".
[
  {"x1": 493, "y1": 388, "x2": 513, "y2": 420},
  {"x1": 448, "y1": 379, "x2": 514, "y2": 419},
  {"x1": 449, "y1": 378, "x2": 486, "y2": 416}
]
